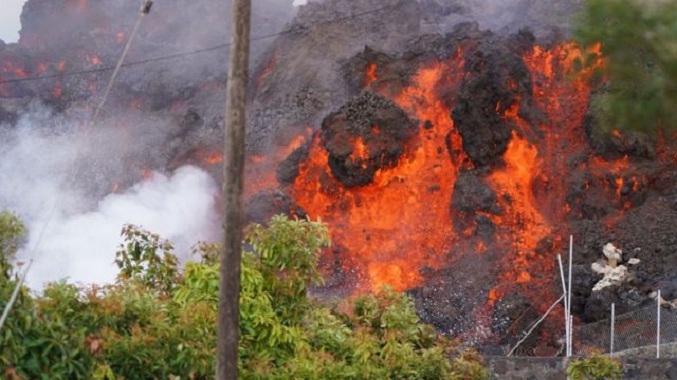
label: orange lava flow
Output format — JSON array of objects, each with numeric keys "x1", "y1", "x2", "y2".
[
  {"x1": 349, "y1": 136, "x2": 369, "y2": 164},
  {"x1": 195, "y1": 150, "x2": 224, "y2": 165},
  {"x1": 484, "y1": 42, "x2": 605, "y2": 312},
  {"x1": 363, "y1": 62, "x2": 378, "y2": 88},
  {"x1": 256, "y1": 55, "x2": 277, "y2": 88},
  {"x1": 1, "y1": 61, "x2": 28, "y2": 79},
  {"x1": 291, "y1": 54, "x2": 467, "y2": 292},
  {"x1": 488, "y1": 132, "x2": 551, "y2": 289},
  {"x1": 52, "y1": 81, "x2": 63, "y2": 98},
  {"x1": 522, "y1": 42, "x2": 604, "y2": 224},
  {"x1": 244, "y1": 132, "x2": 310, "y2": 199}
]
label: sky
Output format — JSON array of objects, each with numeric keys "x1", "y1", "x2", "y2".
[{"x1": 1, "y1": 0, "x2": 25, "y2": 42}]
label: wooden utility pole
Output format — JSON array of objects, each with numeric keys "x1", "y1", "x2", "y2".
[{"x1": 217, "y1": 0, "x2": 251, "y2": 378}]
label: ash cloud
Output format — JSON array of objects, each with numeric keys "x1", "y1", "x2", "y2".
[
  {"x1": 418, "y1": 0, "x2": 582, "y2": 37},
  {"x1": 0, "y1": 106, "x2": 219, "y2": 288}
]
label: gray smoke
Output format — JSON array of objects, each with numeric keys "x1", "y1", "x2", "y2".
[
  {"x1": 419, "y1": 0, "x2": 581, "y2": 37},
  {"x1": 0, "y1": 105, "x2": 219, "y2": 288}
]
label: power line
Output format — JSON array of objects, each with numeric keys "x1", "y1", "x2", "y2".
[{"x1": 0, "y1": 3, "x2": 397, "y2": 86}]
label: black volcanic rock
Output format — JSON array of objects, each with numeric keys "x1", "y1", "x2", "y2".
[
  {"x1": 583, "y1": 285, "x2": 649, "y2": 323},
  {"x1": 320, "y1": 90, "x2": 416, "y2": 187},
  {"x1": 584, "y1": 113, "x2": 656, "y2": 160},
  {"x1": 277, "y1": 145, "x2": 309, "y2": 185},
  {"x1": 451, "y1": 32, "x2": 535, "y2": 168},
  {"x1": 452, "y1": 170, "x2": 498, "y2": 213},
  {"x1": 247, "y1": 0, "x2": 423, "y2": 154}
]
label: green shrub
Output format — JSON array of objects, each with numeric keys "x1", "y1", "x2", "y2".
[
  {"x1": 567, "y1": 354, "x2": 623, "y2": 380},
  {"x1": 0, "y1": 213, "x2": 488, "y2": 379}
]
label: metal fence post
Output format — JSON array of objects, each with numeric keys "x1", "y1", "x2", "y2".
[
  {"x1": 557, "y1": 254, "x2": 569, "y2": 357},
  {"x1": 610, "y1": 303, "x2": 615, "y2": 354},
  {"x1": 657, "y1": 289, "x2": 661, "y2": 359},
  {"x1": 568, "y1": 235, "x2": 573, "y2": 357},
  {"x1": 569, "y1": 315, "x2": 574, "y2": 357}
]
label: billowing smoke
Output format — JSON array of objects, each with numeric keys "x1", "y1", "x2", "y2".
[
  {"x1": 0, "y1": 105, "x2": 219, "y2": 288},
  {"x1": 0, "y1": 0, "x2": 309, "y2": 289}
]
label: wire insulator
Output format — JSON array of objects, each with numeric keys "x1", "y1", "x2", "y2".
[{"x1": 141, "y1": 0, "x2": 153, "y2": 14}]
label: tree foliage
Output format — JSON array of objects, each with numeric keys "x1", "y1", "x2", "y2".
[
  {"x1": 0, "y1": 214, "x2": 488, "y2": 379},
  {"x1": 575, "y1": 0, "x2": 677, "y2": 133}
]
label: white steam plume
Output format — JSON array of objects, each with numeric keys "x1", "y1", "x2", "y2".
[{"x1": 0, "y1": 106, "x2": 219, "y2": 288}]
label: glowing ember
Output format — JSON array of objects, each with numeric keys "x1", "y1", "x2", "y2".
[
  {"x1": 4, "y1": 63, "x2": 27, "y2": 78},
  {"x1": 52, "y1": 81, "x2": 63, "y2": 98},
  {"x1": 349, "y1": 136, "x2": 369, "y2": 165},
  {"x1": 87, "y1": 54, "x2": 102, "y2": 65},
  {"x1": 142, "y1": 169, "x2": 153, "y2": 179},
  {"x1": 256, "y1": 56, "x2": 277, "y2": 88},
  {"x1": 363, "y1": 62, "x2": 378, "y2": 88},
  {"x1": 196, "y1": 151, "x2": 224, "y2": 165}
]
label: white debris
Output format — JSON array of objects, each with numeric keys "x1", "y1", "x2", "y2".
[
  {"x1": 592, "y1": 264, "x2": 629, "y2": 292},
  {"x1": 591, "y1": 242, "x2": 634, "y2": 292},
  {"x1": 649, "y1": 292, "x2": 677, "y2": 309},
  {"x1": 603, "y1": 243, "x2": 623, "y2": 265}
]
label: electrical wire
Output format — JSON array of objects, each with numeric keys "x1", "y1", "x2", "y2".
[
  {"x1": 0, "y1": 0, "x2": 154, "y2": 334},
  {"x1": 0, "y1": 0, "x2": 402, "y2": 334},
  {"x1": 0, "y1": 3, "x2": 397, "y2": 86}
]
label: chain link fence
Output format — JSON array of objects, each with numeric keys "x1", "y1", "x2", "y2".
[{"x1": 576, "y1": 303, "x2": 677, "y2": 356}]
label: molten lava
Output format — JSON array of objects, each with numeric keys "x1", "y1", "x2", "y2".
[
  {"x1": 488, "y1": 131, "x2": 550, "y2": 285},
  {"x1": 363, "y1": 62, "x2": 378, "y2": 88},
  {"x1": 291, "y1": 52, "x2": 468, "y2": 292},
  {"x1": 256, "y1": 56, "x2": 277, "y2": 88},
  {"x1": 277, "y1": 41, "x2": 624, "y2": 314}
]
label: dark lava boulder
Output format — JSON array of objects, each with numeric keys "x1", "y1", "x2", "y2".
[
  {"x1": 583, "y1": 284, "x2": 650, "y2": 323},
  {"x1": 451, "y1": 170, "x2": 499, "y2": 238},
  {"x1": 452, "y1": 170, "x2": 499, "y2": 213},
  {"x1": 451, "y1": 31, "x2": 535, "y2": 168},
  {"x1": 320, "y1": 90, "x2": 416, "y2": 187}
]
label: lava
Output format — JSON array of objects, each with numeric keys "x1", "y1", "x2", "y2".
[
  {"x1": 256, "y1": 55, "x2": 277, "y2": 88},
  {"x1": 291, "y1": 52, "x2": 467, "y2": 292},
  {"x1": 87, "y1": 54, "x2": 103, "y2": 65},
  {"x1": 489, "y1": 132, "x2": 549, "y2": 274},
  {"x1": 279, "y1": 41, "x2": 624, "y2": 334},
  {"x1": 363, "y1": 62, "x2": 378, "y2": 88},
  {"x1": 245, "y1": 132, "x2": 310, "y2": 199}
]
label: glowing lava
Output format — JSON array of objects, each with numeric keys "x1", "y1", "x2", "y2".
[
  {"x1": 363, "y1": 62, "x2": 378, "y2": 88},
  {"x1": 291, "y1": 52, "x2": 468, "y2": 292}
]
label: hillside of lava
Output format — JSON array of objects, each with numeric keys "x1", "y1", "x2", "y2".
[{"x1": 2, "y1": 0, "x2": 677, "y2": 355}]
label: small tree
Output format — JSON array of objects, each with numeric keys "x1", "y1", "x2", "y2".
[
  {"x1": 575, "y1": 0, "x2": 677, "y2": 133},
  {"x1": 0, "y1": 214, "x2": 489, "y2": 379}
]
